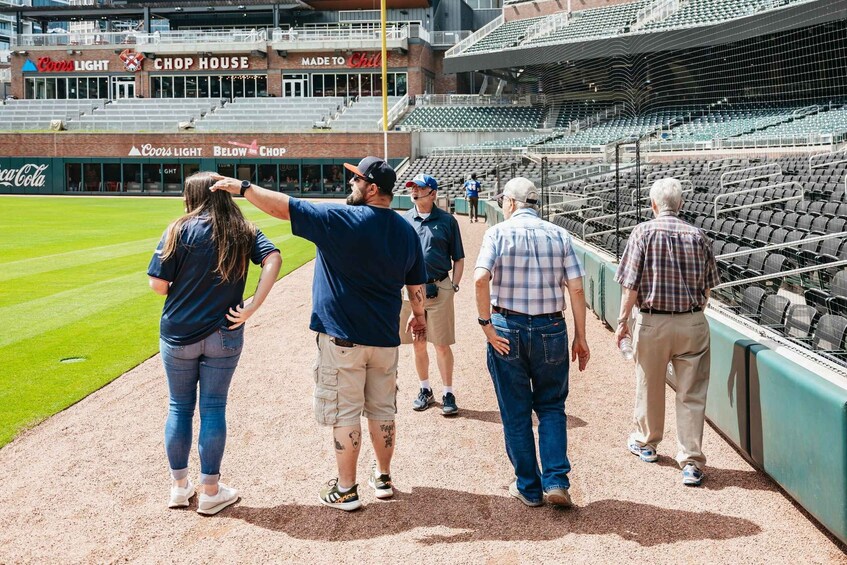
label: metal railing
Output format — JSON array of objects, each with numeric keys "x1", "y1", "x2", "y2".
[
  {"x1": 14, "y1": 31, "x2": 138, "y2": 47},
  {"x1": 137, "y1": 29, "x2": 267, "y2": 46},
  {"x1": 630, "y1": 0, "x2": 680, "y2": 32},
  {"x1": 414, "y1": 93, "x2": 545, "y2": 107},
  {"x1": 429, "y1": 30, "x2": 472, "y2": 47},
  {"x1": 377, "y1": 93, "x2": 409, "y2": 130},
  {"x1": 523, "y1": 11, "x2": 570, "y2": 44},
  {"x1": 810, "y1": 145, "x2": 847, "y2": 171},
  {"x1": 708, "y1": 157, "x2": 749, "y2": 172},
  {"x1": 720, "y1": 162, "x2": 781, "y2": 188},
  {"x1": 713, "y1": 181, "x2": 804, "y2": 219},
  {"x1": 445, "y1": 13, "x2": 502, "y2": 58},
  {"x1": 271, "y1": 26, "x2": 406, "y2": 43}
]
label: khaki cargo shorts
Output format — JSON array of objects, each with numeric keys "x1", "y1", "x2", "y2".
[
  {"x1": 312, "y1": 332, "x2": 399, "y2": 427},
  {"x1": 399, "y1": 279, "x2": 456, "y2": 346}
]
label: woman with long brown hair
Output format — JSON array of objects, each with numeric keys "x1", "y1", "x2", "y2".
[{"x1": 147, "y1": 171, "x2": 281, "y2": 515}]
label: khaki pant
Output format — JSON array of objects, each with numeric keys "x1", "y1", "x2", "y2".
[
  {"x1": 313, "y1": 333, "x2": 399, "y2": 427},
  {"x1": 630, "y1": 310, "x2": 710, "y2": 470},
  {"x1": 399, "y1": 278, "x2": 456, "y2": 346}
]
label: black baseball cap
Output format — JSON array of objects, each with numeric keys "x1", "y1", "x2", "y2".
[{"x1": 344, "y1": 156, "x2": 397, "y2": 194}]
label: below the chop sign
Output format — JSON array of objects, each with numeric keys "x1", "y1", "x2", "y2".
[{"x1": 153, "y1": 56, "x2": 251, "y2": 71}]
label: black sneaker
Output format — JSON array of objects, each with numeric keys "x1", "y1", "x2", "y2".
[
  {"x1": 441, "y1": 392, "x2": 458, "y2": 416},
  {"x1": 367, "y1": 463, "x2": 395, "y2": 499},
  {"x1": 412, "y1": 388, "x2": 435, "y2": 411},
  {"x1": 318, "y1": 479, "x2": 362, "y2": 511}
]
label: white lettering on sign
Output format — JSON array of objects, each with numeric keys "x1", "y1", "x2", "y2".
[
  {"x1": 36, "y1": 58, "x2": 110, "y2": 72},
  {"x1": 0, "y1": 164, "x2": 48, "y2": 188},
  {"x1": 301, "y1": 56, "x2": 347, "y2": 66},
  {"x1": 134, "y1": 144, "x2": 203, "y2": 157},
  {"x1": 152, "y1": 56, "x2": 250, "y2": 71}
]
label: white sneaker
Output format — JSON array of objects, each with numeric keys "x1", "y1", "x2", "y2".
[
  {"x1": 197, "y1": 483, "x2": 239, "y2": 516},
  {"x1": 168, "y1": 479, "x2": 195, "y2": 509}
]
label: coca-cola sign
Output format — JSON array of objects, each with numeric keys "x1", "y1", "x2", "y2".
[{"x1": 0, "y1": 164, "x2": 48, "y2": 188}]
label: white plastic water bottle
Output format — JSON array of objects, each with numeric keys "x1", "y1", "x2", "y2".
[{"x1": 619, "y1": 337, "x2": 634, "y2": 360}]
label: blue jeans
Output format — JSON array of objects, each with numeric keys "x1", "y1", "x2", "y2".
[
  {"x1": 487, "y1": 312, "x2": 571, "y2": 503},
  {"x1": 160, "y1": 325, "x2": 244, "y2": 485}
]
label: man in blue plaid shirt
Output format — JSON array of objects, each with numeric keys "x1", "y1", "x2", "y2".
[{"x1": 474, "y1": 177, "x2": 590, "y2": 508}]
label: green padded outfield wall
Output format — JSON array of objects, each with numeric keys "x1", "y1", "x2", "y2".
[{"x1": 748, "y1": 349, "x2": 847, "y2": 542}]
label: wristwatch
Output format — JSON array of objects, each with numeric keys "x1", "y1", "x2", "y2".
[
  {"x1": 452, "y1": 284, "x2": 460, "y2": 292},
  {"x1": 240, "y1": 179, "x2": 251, "y2": 197},
  {"x1": 478, "y1": 317, "x2": 491, "y2": 326}
]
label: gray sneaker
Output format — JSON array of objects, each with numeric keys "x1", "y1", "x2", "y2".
[
  {"x1": 545, "y1": 487, "x2": 573, "y2": 508},
  {"x1": 441, "y1": 392, "x2": 458, "y2": 416},
  {"x1": 412, "y1": 388, "x2": 435, "y2": 411}
]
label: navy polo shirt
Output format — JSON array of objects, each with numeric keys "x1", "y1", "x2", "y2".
[
  {"x1": 148, "y1": 217, "x2": 279, "y2": 346},
  {"x1": 289, "y1": 198, "x2": 427, "y2": 347},
  {"x1": 403, "y1": 205, "x2": 465, "y2": 282}
]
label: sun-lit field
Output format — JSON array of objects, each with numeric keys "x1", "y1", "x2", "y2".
[{"x1": 0, "y1": 196, "x2": 315, "y2": 447}]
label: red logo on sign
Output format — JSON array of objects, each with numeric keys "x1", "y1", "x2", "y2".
[
  {"x1": 348, "y1": 52, "x2": 382, "y2": 69},
  {"x1": 37, "y1": 57, "x2": 74, "y2": 72},
  {"x1": 119, "y1": 49, "x2": 145, "y2": 73}
]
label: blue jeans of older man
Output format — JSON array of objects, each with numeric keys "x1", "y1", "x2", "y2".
[
  {"x1": 487, "y1": 312, "x2": 571, "y2": 504},
  {"x1": 160, "y1": 325, "x2": 244, "y2": 486}
]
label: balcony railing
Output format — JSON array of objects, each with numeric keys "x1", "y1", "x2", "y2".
[
  {"x1": 416, "y1": 93, "x2": 546, "y2": 107},
  {"x1": 137, "y1": 29, "x2": 267, "y2": 46},
  {"x1": 14, "y1": 31, "x2": 138, "y2": 47},
  {"x1": 271, "y1": 26, "x2": 406, "y2": 42}
]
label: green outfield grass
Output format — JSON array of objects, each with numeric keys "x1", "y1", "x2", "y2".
[{"x1": 0, "y1": 196, "x2": 315, "y2": 447}]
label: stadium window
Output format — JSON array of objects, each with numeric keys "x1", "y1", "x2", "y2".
[
  {"x1": 185, "y1": 76, "x2": 197, "y2": 98},
  {"x1": 123, "y1": 163, "x2": 141, "y2": 192},
  {"x1": 387, "y1": 74, "x2": 395, "y2": 97},
  {"x1": 57, "y1": 78, "x2": 66, "y2": 99},
  {"x1": 65, "y1": 163, "x2": 82, "y2": 192},
  {"x1": 217, "y1": 164, "x2": 235, "y2": 178},
  {"x1": 232, "y1": 76, "x2": 244, "y2": 98},
  {"x1": 257, "y1": 75, "x2": 267, "y2": 97},
  {"x1": 396, "y1": 73, "x2": 407, "y2": 96},
  {"x1": 173, "y1": 76, "x2": 185, "y2": 98},
  {"x1": 348, "y1": 74, "x2": 359, "y2": 98},
  {"x1": 312, "y1": 74, "x2": 323, "y2": 97},
  {"x1": 143, "y1": 164, "x2": 162, "y2": 193},
  {"x1": 372, "y1": 73, "x2": 382, "y2": 97},
  {"x1": 280, "y1": 164, "x2": 299, "y2": 192},
  {"x1": 103, "y1": 164, "x2": 121, "y2": 192},
  {"x1": 245, "y1": 75, "x2": 256, "y2": 97},
  {"x1": 198, "y1": 76, "x2": 209, "y2": 98},
  {"x1": 210, "y1": 76, "x2": 221, "y2": 98},
  {"x1": 360, "y1": 74, "x2": 371, "y2": 96},
  {"x1": 163, "y1": 164, "x2": 181, "y2": 191},
  {"x1": 78, "y1": 78, "x2": 88, "y2": 99},
  {"x1": 24, "y1": 78, "x2": 34, "y2": 99},
  {"x1": 97, "y1": 78, "x2": 107, "y2": 98},
  {"x1": 83, "y1": 163, "x2": 101, "y2": 191},
  {"x1": 336, "y1": 74, "x2": 347, "y2": 97},
  {"x1": 302, "y1": 164, "x2": 320, "y2": 193},
  {"x1": 183, "y1": 163, "x2": 199, "y2": 181},
  {"x1": 258, "y1": 164, "x2": 276, "y2": 190}
]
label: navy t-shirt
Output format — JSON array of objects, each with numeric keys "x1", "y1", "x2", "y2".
[
  {"x1": 289, "y1": 198, "x2": 427, "y2": 347},
  {"x1": 147, "y1": 216, "x2": 279, "y2": 346},
  {"x1": 402, "y1": 206, "x2": 465, "y2": 282}
]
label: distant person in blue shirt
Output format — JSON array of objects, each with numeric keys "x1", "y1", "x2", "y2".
[
  {"x1": 464, "y1": 173, "x2": 481, "y2": 223},
  {"x1": 148, "y1": 171, "x2": 282, "y2": 516},
  {"x1": 211, "y1": 157, "x2": 428, "y2": 512}
]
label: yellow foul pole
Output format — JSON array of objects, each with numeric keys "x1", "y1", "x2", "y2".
[{"x1": 381, "y1": 0, "x2": 389, "y2": 161}]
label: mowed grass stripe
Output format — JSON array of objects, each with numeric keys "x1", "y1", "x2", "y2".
[
  {"x1": 0, "y1": 196, "x2": 315, "y2": 447},
  {"x1": 0, "y1": 216, "x2": 284, "y2": 282}
]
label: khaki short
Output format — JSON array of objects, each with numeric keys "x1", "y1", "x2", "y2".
[
  {"x1": 312, "y1": 332, "x2": 399, "y2": 427},
  {"x1": 399, "y1": 278, "x2": 456, "y2": 346}
]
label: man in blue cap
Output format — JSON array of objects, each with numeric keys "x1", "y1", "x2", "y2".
[
  {"x1": 400, "y1": 174, "x2": 465, "y2": 416},
  {"x1": 210, "y1": 157, "x2": 428, "y2": 511}
]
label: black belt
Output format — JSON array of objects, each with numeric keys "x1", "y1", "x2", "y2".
[
  {"x1": 640, "y1": 307, "x2": 702, "y2": 315},
  {"x1": 426, "y1": 274, "x2": 447, "y2": 284},
  {"x1": 493, "y1": 306, "x2": 564, "y2": 318}
]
